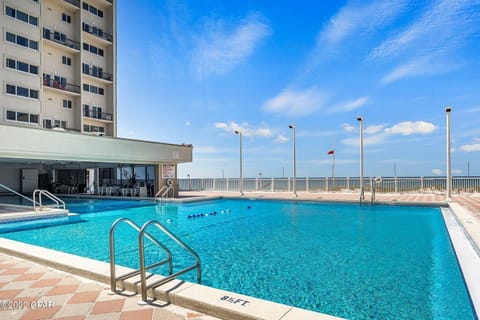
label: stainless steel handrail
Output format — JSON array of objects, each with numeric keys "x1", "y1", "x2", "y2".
[
  {"x1": 154, "y1": 185, "x2": 168, "y2": 201},
  {"x1": 139, "y1": 220, "x2": 201, "y2": 301},
  {"x1": 0, "y1": 183, "x2": 37, "y2": 206},
  {"x1": 109, "y1": 218, "x2": 173, "y2": 293},
  {"x1": 33, "y1": 189, "x2": 65, "y2": 210},
  {"x1": 154, "y1": 184, "x2": 174, "y2": 201}
]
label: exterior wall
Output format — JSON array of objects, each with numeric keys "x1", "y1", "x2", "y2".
[
  {"x1": 0, "y1": 0, "x2": 116, "y2": 136},
  {"x1": 0, "y1": 163, "x2": 49, "y2": 193}
]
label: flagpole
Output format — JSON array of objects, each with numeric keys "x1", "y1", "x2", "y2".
[{"x1": 332, "y1": 150, "x2": 335, "y2": 187}]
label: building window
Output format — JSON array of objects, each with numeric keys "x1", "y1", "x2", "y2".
[
  {"x1": 61, "y1": 13, "x2": 72, "y2": 24},
  {"x1": 5, "y1": 6, "x2": 38, "y2": 26},
  {"x1": 83, "y1": 42, "x2": 104, "y2": 57},
  {"x1": 63, "y1": 99, "x2": 73, "y2": 109},
  {"x1": 6, "y1": 58, "x2": 38, "y2": 74},
  {"x1": 54, "y1": 120, "x2": 67, "y2": 128},
  {"x1": 62, "y1": 56, "x2": 72, "y2": 66},
  {"x1": 5, "y1": 84, "x2": 39, "y2": 99},
  {"x1": 84, "y1": 124, "x2": 105, "y2": 133},
  {"x1": 83, "y1": 83, "x2": 104, "y2": 95},
  {"x1": 5, "y1": 110, "x2": 39, "y2": 124},
  {"x1": 83, "y1": 2, "x2": 104, "y2": 18},
  {"x1": 5, "y1": 31, "x2": 38, "y2": 50}
]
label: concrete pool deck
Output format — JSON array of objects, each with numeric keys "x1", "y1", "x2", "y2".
[{"x1": 0, "y1": 191, "x2": 479, "y2": 319}]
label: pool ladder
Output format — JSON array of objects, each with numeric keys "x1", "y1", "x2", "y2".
[{"x1": 109, "y1": 218, "x2": 201, "y2": 302}]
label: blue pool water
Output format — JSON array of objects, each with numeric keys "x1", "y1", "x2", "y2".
[{"x1": 0, "y1": 198, "x2": 475, "y2": 319}]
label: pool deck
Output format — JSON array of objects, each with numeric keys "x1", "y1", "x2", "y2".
[{"x1": 0, "y1": 191, "x2": 479, "y2": 320}]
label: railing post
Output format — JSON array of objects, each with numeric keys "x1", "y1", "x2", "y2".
[
  {"x1": 212, "y1": 178, "x2": 216, "y2": 191},
  {"x1": 347, "y1": 176, "x2": 350, "y2": 191},
  {"x1": 370, "y1": 177, "x2": 373, "y2": 193},
  {"x1": 226, "y1": 178, "x2": 229, "y2": 192},
  {"x1": 420, "y1": 176, "x2": 424, "y2": 193},
  {"x1": 325, "y1": 177, "x2": 329, "y2": 192},
  {"x1": 306, "y1": 177, "x2": 309, "y2": 192},
  {"x1": 394, "y1": 176, "x2": 398, "y2": 193},
  {"x1": 271, "y1": 177, "x2": 274, "y2": 192},
  {"x1": 255, "y1": 177, "x2": 259, "y2": 191}
]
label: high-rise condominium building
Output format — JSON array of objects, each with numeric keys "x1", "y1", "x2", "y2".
[
  {"x1": 0, "y1": 0, "x2": 192, "y2": 196},
  {"x1": 1, "y1": 0, "x2": 116, "y2": 136}
]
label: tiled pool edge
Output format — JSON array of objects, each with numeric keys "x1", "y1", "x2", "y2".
[
  {"x1": 0, "y1": 238, "x2": 341, "y2": 320},
  {"x1": 443, "y1": 205, "x2": 480, "y2": 317}
]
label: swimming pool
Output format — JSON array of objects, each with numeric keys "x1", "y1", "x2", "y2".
[{"x1": 0, "y1": 198, "x2": 476, "y2": 319}]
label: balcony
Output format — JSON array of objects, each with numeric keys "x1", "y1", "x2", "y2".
[
  {"x1": 82, "y1": 22, "x2": 113, "y2": 43},
  {"x1": 82, "y1": 65, "x2": 113, "y2": 82},
  {"x1": 43, "y1": 76, "x2": 80, "y2": 94},
  {"x1": 64, "y1": 0, "x2": 80, "y2": 7},
  {"x1": 43, "y1": 28, "x2": 80, "y2": 51},
  {"x1": 83, "y1": 108, "x2": 113, "y2": 122}
]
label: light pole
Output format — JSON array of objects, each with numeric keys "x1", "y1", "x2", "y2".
[
  {"x1": 446, "y1": 107, "x2": 452, "y2": 201},
  {"x1": 288, "y1": 124, "x2": 297, "y2": 197},
  {"x1": 235, "y1": 130, "x2": 244, "y2": 196},
  {"x1": 357, "y1": 116, "x2": 365, "y2": 202}
]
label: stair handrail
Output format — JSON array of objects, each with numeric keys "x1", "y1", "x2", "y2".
[
  {"x1": 154, "y1": 185, "x2": 168, "y2": 201},
  {"x1": 109, "y1": 217, "x2": 173, "y2": 293},
  {"x1": 154, "y1": 184, "x2": 175, "y2": 201},
  {"x1": 33, "y1": 189, "x2": 66, "y2": 210},
  {"x1": 139, "y1": 220, "x2": 201, "y2": 301},
  {"x1": 0, "y1": 183, "x2": 38, "y2": 206}
]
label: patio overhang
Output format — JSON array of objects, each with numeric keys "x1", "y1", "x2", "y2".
[{"x1": 0, "y1": 124, "x2": 192, "y2": 166}]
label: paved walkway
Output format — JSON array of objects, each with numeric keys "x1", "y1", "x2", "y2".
[
  {"x1": 0, "y1": 254, "x2": 216, "y2": 320},
  {"x1": 1, "y1": 191, "x2": 479, "y2": 320}
]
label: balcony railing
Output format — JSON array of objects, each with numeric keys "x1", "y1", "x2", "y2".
[
  {"x1": 83, "y1": 66, "x2": 113, "y2": 82},
  {"x1": 83, "y1": 108, "x2": 113, "y2": 121},
  {"x1": 82, "y1": 22, "x2": 113, "y2": 42},
  {"x1": 43, "y1": 78, "x2": 80, "y2": 94},
  {"x1": 43, "y1": 28, "x2": 80, "y2": 51},
  {"x1": 64, "y1": 0, "x2": 80, "y2": 7}
]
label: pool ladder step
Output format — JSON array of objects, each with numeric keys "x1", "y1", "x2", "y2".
[{"x1": 109, "y1": 218, "x2": 201, "y2": 302}]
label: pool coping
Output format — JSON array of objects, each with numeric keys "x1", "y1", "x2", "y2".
[
  {"x1": 0, "y1": 237, "x2": 341, "y2": 320},
  {"x1": 0, "y1": 198, "x2": 478, "y2": 319}
]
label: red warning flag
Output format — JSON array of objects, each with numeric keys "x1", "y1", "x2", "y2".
[{"x1": 327, "y1": 150, "x2": 334, "y2": 155}]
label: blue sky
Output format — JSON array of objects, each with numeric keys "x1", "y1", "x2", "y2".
[{"x1": 117, "y1": 0, "x2": 480, "y2": 178}]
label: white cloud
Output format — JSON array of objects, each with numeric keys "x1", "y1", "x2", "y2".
[
  {"x1": 319, "y1": 0, "x2": 407, "y2": 46},
  {"x1": 274, "y1": 134, "x2": 289, "y2": 144},
  {"x1": 370, "y1": 0, "x2": 480, "y2": 60},
  {"x1": 342, "y1": 133, "x2": 388, "y2": 147},
  {"x1": 341, "y1": 120, "x2": 437, "y2": 147},
  {"x1": 381, "y1": 59, "x2": 428, "y2": 84},
  {"x1": 460, "y1": 143, "x2": 480, "y2": 152},
  {"x1": 364, "y1": 125, "x2": 385, "y2": 135},
  {"x1": 263, "y1": 87, "x2": 328, "y2": 117},
  {"x1": 185, "y1": 122, "x2": 191, "y2": 126},
  {"x1": 215, "y1": 121, "x2": 273, "y2": 138},
  {"x1": 330, "y1": 96, "x2": 369, "y2": 113},
  {"x1": 381, "y1": 57, "x2": 461, "y2": 84},
  {"x1": 452, "y1": 169, "x2": 463, "y2": 174},
  {"x1": 193, "y1": 13, "x2": 270, "y2": 78},
  {"x1": 304, "y1": 0, "x2": 407, "y2": 71},
  {"x1": 432, "y1": 169, "x2": 443, "y2": 175},
  {"x1": 385, "y1": 121, "x2": 437, "y2": 135},
  {"x1": 342, "y1": 123, "x2": 356, "y2": 132}
]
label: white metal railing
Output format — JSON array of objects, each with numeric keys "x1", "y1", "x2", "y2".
[
  {"x1": 33, "y1": 189, "x2": 66, "y2": 210},
  {"x1": 178, "y1": 176, "x2": 480, "y2": 194},
  {"x1": 0, "y1": 183, "x2": 38, "y2": 206}
]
